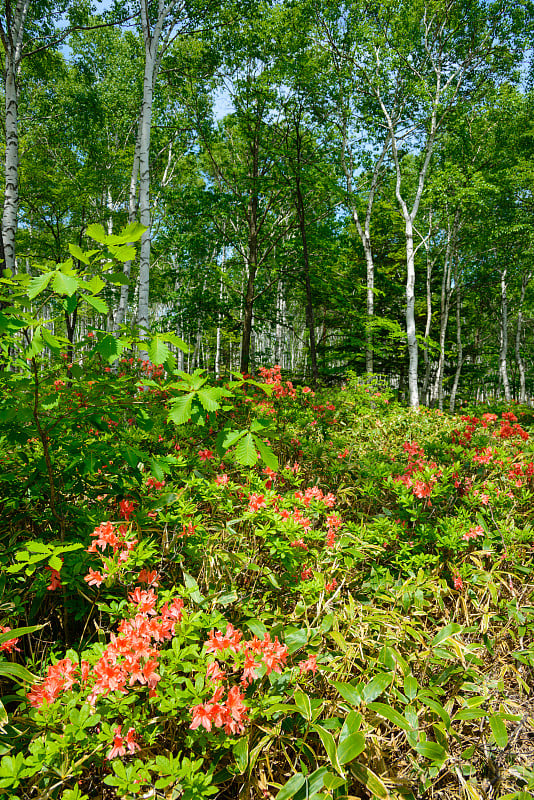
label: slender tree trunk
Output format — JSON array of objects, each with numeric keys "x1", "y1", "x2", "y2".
[
  {"x1": 434, "y1": 213, "x2": 458, "y2": 410},
  {"x1": 499, "y1": 268, "x2": 511, "y2": 403},
  {"x1": 1, "y1": 0, "x2": 30, "y2": 273},
  {"x1": 515, "y1": 271, "x2": 531, "y2": 404},
  {"x1": 240, "y1": 137, "x2": 259, "y2": 374},
  {"x1": 405, "y1": 221, "x2": 419, "y2": 408},
  {"x1": 422, "y1": 240, "x2": 433, "y2": 405},
  {"x1": 295, "y1": 170, "x2": 318, "y2": 387},
  {"x1": 450, "y1": 278, "x2": 463, "y2": 413}
]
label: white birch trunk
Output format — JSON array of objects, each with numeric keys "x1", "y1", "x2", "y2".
[
  {"x1": 449, "y1": 278, "x2": 463, "y2": 413},
  {"x1": 0, "y1": 0, "x2": 30, "y2": 273},
  {"x1": 515, "y1": 271, "x2": 531, "y2": 404},
  {"x1": 499, "y1": 269, "x2": 511, "y2": 402}
]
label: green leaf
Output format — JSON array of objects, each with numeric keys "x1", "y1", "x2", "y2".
[
  {"x1": 350, "y1": 762, "x2": 390, "y2": 799},
  {"x1": 233, "y1": 736, "x2": 249, "y2": 774},
  {"x1": 168, "y1": 394, "x2": 194, "y2": 425},
  {"x1": 96, "y1": 334, "x2": 123, "y2": 363},
  {"x1": 418, "y1": 695, "x2": 451, "y2": 730},
  {"x1": 86, "y1": 223, "x2": 107, "y2": 243},
  {"x1": 253, "y1": 435, "x2": 279, "y2": 472},
  {"x1": 27, "y1": 272, "x2": 53, "y2": 300},
  {"x1": 294, "y1": 690, "x2": 312, "y2": 721},
  {"x1": 368, "y1": 702, "x2": 413, "y2": 731},
  {"x1": 413, "y1": 741, "x2": 447, "y2": 761},
  {"x1": 312, "y1": 724, "x2": 344, "y2": 777},
  {"x1": 404, "y1": 675, "x2": 418, "y2": 700},
  {"x1": 235, "y1": 433, "x2": 257, "y2": 466},
  {"x1": 108, "y1": 243, "x2": 136, "y2": 262},
  {"x1": 363, "y1": 672, "x2": 393, "y2": 703},
  {"x1": 218, "y1": 428, "x2": 246, "y2": 452},
  {"x1": 148, "y1": 335, "x2": 170, "y2": 366},
  {"x1": 40, "y1": 327, "x2": 63, "y2": 351},
  {"x1": 52, "y1": 270, "x2": 79, "y2": 297},
  {"x1": 109, "y1": 221, "x2": 146, "y2": 244},
  {"x1": 340, "y1": 710, "x2": 362, "y2": 742},
  {"x1": 337, "y1": 732, "x2": 366, "y2": 764},
  {"x1": 197, "y1": 388, "x2": 222, "y2": 412},
  {"x1": 331, "y1": 680, "x2": 363, "y2": 707},
  {"x1": 84, "y1": 293, "x2": 108, "y2": 314},
  {"x1": 432, "y1": 623, "x2": 462, "y2": 646},
  {"x1": 0, "y1": 661, "x2": 36, "y2": 684},
  {"x1": 68, "y1": 243, "x2": 91, "y2": 265},
  {"x1": 276, "y1": 773, "x2": 305, "y2": 800},
  {"x1": 489, "y1": 714, "x2": 508, "y2": 748},
  {"x1": 107, "y1": 272, "x2": 130, "y2": 286}
]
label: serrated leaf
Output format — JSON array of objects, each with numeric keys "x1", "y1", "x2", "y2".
[
  {"x1": 84, "y1": 294, "x2": 109, "y2": 314},
  {"x1": 168, "y1": 394, "x2": 194, "y2": 425},
  {"x1": 489, "y1": 714, "x2": 508, "y2": 748},
  {"x1": 83, "y1": 275, "x2": 106, "y2": 294},
  {"x1": 148, "y1": 335, "x2": 170, "y2": 366},
  {"x1": 52, "y1": 270, "x2": 79, "y2": 297},
  {"x1": 235, "y1": 433, "x2": 257, "y2": 466},
  {"x1": 218, "y1": 428, "x2": 246, "y2": 451},
  {"x1": 68, "y1": 243, "x2": 91, "y2": 265},
  {"x1": 108, "y1": 243, "x2": 136, "y2": 262},
  {"x1": 27, "y1": 272, "x2": 53, "y2": 300},
  {"x1": 197, "y1": 388, "x2": 222, "y2": 412},
  {"x1": 368, "y1": 702, "x2": 413, "y2": 731},
  {"x1": 96, "y1": 334, "x2": 123, "y2": 363},
  {"x1": 48, "y1": 555, "x2": 62, "y2": 571},
  {"x1": 86, "y1": 223, "x2": 107, "y2": 243},
  {"x1": 338, "y1": 732, "x2": 366, "y2": 764},
  {"x1": 254, "y1": 436, "x2": 279, "y2": 471},
  {"x1": 40, "y1": 327, "x2": 63, "y2": 351},
  {"x1": 109, "y1": 221, "x2": 146, "y2": 244}
]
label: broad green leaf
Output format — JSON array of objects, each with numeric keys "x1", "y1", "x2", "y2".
[
  {"x1": 108, "y1": 243, "x2": 136, "y2": 262},
  {"x1": 276, "y1": 773, "x2": 305, "y2": 800},
  {"x1": 293, "y1": 767, "x2": 330, "y2": 800},
  {"x1": 109, "y1": 221, "x2": 146, "y2": 244},
  {"x1": 368, "y1": 702, "x2": 413, "y2": 731},
  {"x1": 168, "y1": 394, "x2": 194, "y2": 425},
  {"x1": 0, "y1": 661, "x2": 36, "y2": 684},
  {"x1": 68, "y1": 243, "x2": 91, "y2": 265},
  {"x1": 340, "y1": 710, "x2": 363, "y2": 743},
  {"x1": 86, "y1": 223, "x2": 107, "y2": 243},
  {"x1": 350, "y1": 762, "x2": 390, "y2": 799},
  {"x1": 48, "y1": 555, "x2": 62, "y2": 571},
  {"x1": 107, "y1": 272, "x2": 130, "y2": 286},
  {"x1": 414, "y1": 741, "x2": 447, "y2": 761},
  {"x1": 312, "y1": 724, "x2": 344, "y2": 777},
  {"x1": 432, "y1": 623, "x2": 463, "y2": 646},
  {"x1": 363, "y1": 672, "x2": 393, "y2": 703},
  {"x1": 164, "y1": 332, "x2": 191, "y2": 352},
  {"x1": 331, "y1": 680, "x2": 363, "y2": 707},
  {"x1": 40, "y1": 327, "x2": 62, "y2": 351},
  {"x1": 489, "y1": 714, "x2": 508, "y2": 748},
  {"x1": 337, "y1": 732, "x2": 366, "y2": 764},
  {"x1": 404, "y1": 675, "x2": 418, "y2": 700},
  {"x1": 294, "y1": 690, "x2": 312, "y2": 721},
  {"x1": 27, "y1": 272, "x2": 53, "y2": 300},
  {"x1": 218, "y1": 428, "x2": 246, "y2": 451},
  {"x1": 233, "y1": 737, "x2": 249, "y2": 774},
  {"x1": 84, "y1": 294, "x2": 109, "y2": 314},
  {"x1": 52, "y1": 270, "x2": 79, "y2": 297},
  {"x1": 235, "y1": 433, "x2": 257, "y2": 466},
  {"x1": 254, "y1": 436, "x2": 279, "y2": 471},
  {"x1": 96, "y1": 334, "x2": 123, "y2": 363},
  {"x1": 418, "y1": 695, "x2": 451, "y2": 729},
  {"x1": 0, "y1": 625, "x2": 43, "y2": 646},
  {"x1": 148, "y1": 335, "x2": 170, "y2": 366},
  {"x1": 197, "y1": 388, "x2": 222, "y2": 412},
  {"x1": 82, "y1": 275, "x2": 106, "y2": 294}
]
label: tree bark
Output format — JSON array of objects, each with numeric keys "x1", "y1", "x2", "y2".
[
  {"x1": 0, "y1": 0, "x2": 31, "y2": 273},
  {"x1": 449, "y1": 275, "x2": 463, "y2": 413},
  {"x1": 499, "y1": 268, "x2": 511, "y2": 403},
  {"x1": 515, "y1": 270, "x2": 531, "y2": 404}
]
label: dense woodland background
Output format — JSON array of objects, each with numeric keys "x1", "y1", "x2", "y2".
[{"x1": 2, "y1": 0, "x2": 534, "y2": 406}]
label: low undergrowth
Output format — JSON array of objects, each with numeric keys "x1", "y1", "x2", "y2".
[{"x1": 1, "y1": 350, "x2": 534, "y2": 800}]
